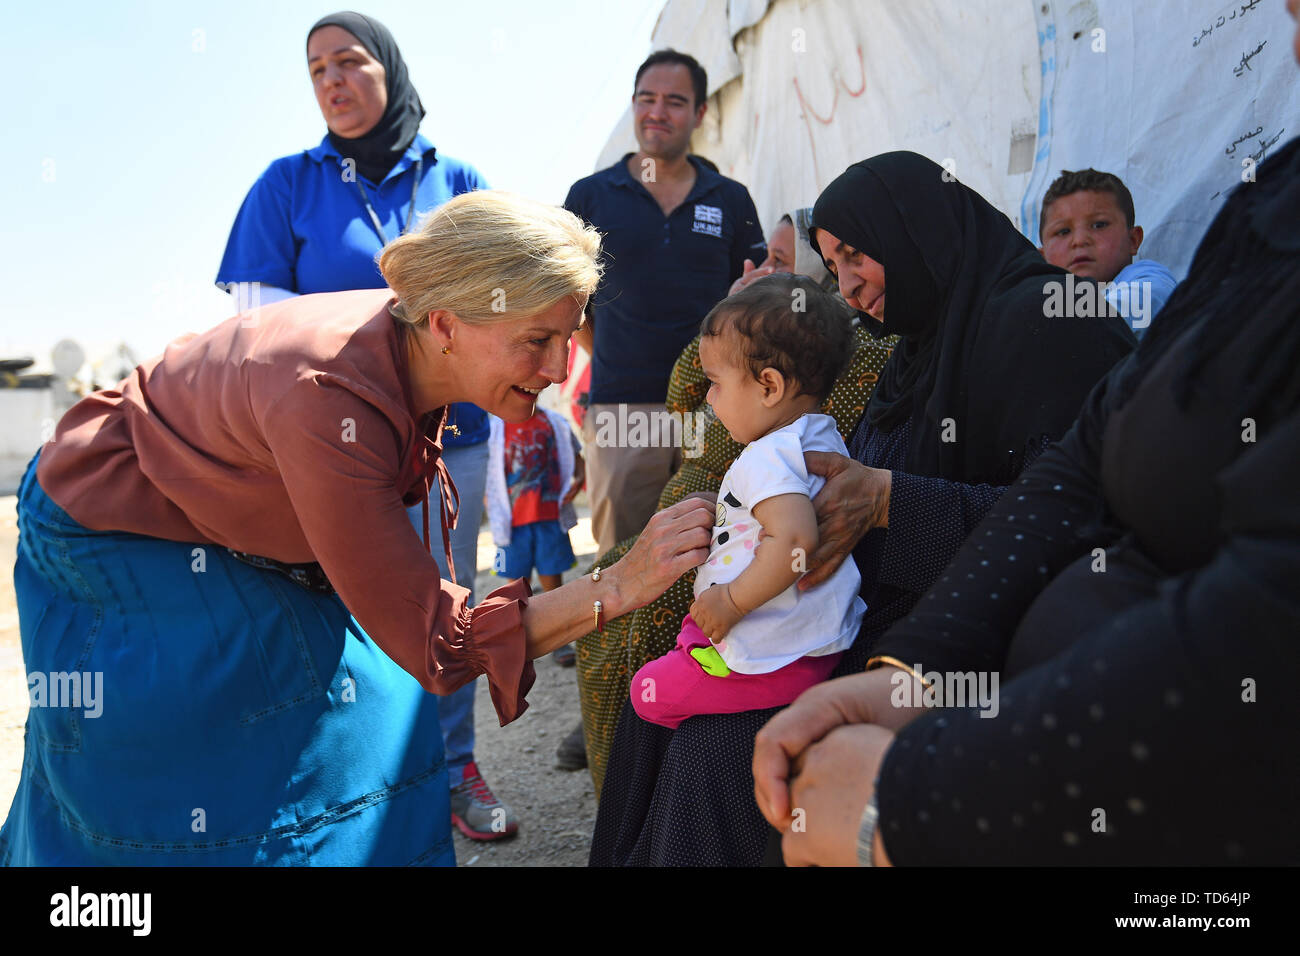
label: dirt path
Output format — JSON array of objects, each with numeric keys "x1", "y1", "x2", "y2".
[
  {"x1": 452, "y1": 518, "x2": 599, "y2": 866},
  {"x1": 0, "y1": 495, "x2": 598, "y2": 865}
]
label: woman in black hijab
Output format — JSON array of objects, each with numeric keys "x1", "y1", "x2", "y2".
[
  {"x1": 214, "y1": 12, "x2": 513, "y2": 845},
  {"x1": 757, "y1": 131, "x2": 1300, "y2": 864},
  {"x1": 590, "y1": 152, "x2": 1135, "y2": 866},
  {"x1": 810, "y1": 151, "x2": 1137, "y2": 486}
]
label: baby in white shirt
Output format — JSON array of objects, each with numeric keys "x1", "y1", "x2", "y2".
[{"x1": 632, "y1": 275, "x2": 866, "y2": 728}]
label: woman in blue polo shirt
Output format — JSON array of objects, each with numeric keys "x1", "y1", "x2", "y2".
[{"x1": 215, "y1": 10, "x2": 515, "y2": 843}]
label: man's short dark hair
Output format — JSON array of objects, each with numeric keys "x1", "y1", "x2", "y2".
[
  {"x1": 1040, "y1": 168, "x2": 1136, "y2": 236},
  {"x1": 634, "y1": 49, "x2": 708, "y2": 110},
  {"x1": 700, "y1": 274, "x2": 853, "y2": 402}
]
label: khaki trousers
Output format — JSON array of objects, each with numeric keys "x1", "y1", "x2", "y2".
[{"x1": 581, "y1": 402, "x2": 683, "y2": 557}]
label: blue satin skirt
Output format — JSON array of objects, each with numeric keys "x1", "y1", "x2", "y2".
[{"x1": 0, "y1": 454, "x2": 453, "y2": 865}]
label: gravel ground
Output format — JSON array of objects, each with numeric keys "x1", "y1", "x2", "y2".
[{"x1": 0, "y1": 494, "x2": 601, "y2": 866}]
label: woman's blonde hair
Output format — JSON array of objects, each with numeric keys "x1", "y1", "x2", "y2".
[{"x1": 377, "y1": 190, "x2": 602, "y2": 327}]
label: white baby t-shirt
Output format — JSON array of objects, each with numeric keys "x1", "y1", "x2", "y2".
[{"x1": 694, "y1": 413, "x2": 866, "y2": 674}]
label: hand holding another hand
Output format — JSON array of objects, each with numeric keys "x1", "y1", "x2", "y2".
[
  {"x1": 781, "y1": 724, "x2": 895, "y2": 867},
  {"x1": 752, "y1": 667, "x2": 925, "y2": 830}
]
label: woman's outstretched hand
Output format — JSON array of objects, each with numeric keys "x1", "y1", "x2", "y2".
[
  {"x1": 799, "y1": 452, "x2": 891, "y2": 590},
  {"x1": 521, "y1": 498, "x2": 712, "y2": 660},
  {"x1": 614, "y1": 497, "x2": 714, "y2": 611}
]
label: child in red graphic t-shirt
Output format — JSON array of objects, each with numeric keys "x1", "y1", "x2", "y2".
[{"x1": 486, "y1": 407, "x2": 585, "y2": 596}]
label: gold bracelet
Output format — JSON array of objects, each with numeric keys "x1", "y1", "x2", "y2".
[
  {"x1": 865, "y1": 655, "x2": 932, "y2": 689},
  {"x1": 591, "y1": 565, "x2": 601, "y2": 582},
  {"x1": 593, "y1": 600, "x2": 603, "y2": 634}
]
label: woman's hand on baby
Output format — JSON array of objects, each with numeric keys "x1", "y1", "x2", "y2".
[
  {"x1": 680, "y1": 490, "x2": 718, "y2": 509},
  {"x1": 799, "y1": 452, "x2": 891, "y2": 590},
  {"x1": 615, "y1": 498, "x2": 714, "y2": 611},
  {"x1": 689, "y1": 584, "x2": 745, "y2": 642}
]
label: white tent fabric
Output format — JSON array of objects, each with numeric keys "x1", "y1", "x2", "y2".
[
  {"x1": 595, "y1": 0, "x2": 1300, "y2": 277},
  {"x1": 727, "y1": 0, "x2": 768, "y2": 36},
  {"x1": 598, "y1": 0, "x2": 1041, "y2": 236},
  {"x1": 1025, "y1": 0, "x2": 1300, "y2": 274},
  {"x1": 650, "y1": 0, "x2": 742, "y2": 93}
]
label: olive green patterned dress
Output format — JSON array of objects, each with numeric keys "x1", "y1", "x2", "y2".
[{"x1": 575, "y1": 326, "x2": 896, "y2": 794}]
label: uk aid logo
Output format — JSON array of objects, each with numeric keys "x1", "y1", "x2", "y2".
[{"x1": 692, "y1": 204, "x2": 723, "y2": 238}]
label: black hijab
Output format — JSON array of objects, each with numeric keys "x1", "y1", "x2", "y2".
[
  {"x1": 811, "y1": 151, "x2": 1136, "y2": 484},
  {"x1": 307, "y1": 12, "x2": 426, "y2": 185}
]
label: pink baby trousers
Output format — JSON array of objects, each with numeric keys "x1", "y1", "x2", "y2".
[{"x1": 630, "y1": 614, "x2": 843, "y2": 729}]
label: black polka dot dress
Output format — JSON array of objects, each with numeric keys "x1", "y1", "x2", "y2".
[{"x1": 872, "y1": 324, "x2": 1300, "y2": 864}]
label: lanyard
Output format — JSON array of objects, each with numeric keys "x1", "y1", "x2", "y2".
[
  {"x1": 353, "y1": 155, "x2": 423, "y2": 244},
  {"x1": 362, "y1": 155, "x2": 461, "y2": 436}
]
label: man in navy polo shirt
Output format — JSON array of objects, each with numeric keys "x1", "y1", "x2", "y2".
[{"x1": 565, "y1": 49, "x2": 766, "y2": 558}]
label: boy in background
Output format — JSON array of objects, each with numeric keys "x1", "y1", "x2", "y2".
[
  {"x1": 485, "y1": 407, "x2": 584, "y2": 664},
  {"x1": 1039, "y1": 168, "x2": 1177, "y2": 339}
]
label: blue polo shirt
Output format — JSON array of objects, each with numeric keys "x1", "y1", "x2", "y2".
[
  {"x1": 217, "y1": 132, "x2": 489, "y2": 445},
  {"x1": 564, "y1": 154, "x2": 766, "y2": 404}
]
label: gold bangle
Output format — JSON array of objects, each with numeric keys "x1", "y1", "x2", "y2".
[
  {"x1": 866, "y1": 655, "x2": 932, "y2": 689},
  {"x1": 593, "y1": 600, "x2": 603, "y2": 634}
]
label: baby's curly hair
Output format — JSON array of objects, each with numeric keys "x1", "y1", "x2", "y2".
[{"x1": 699, "y1": 274, "x2": 854, "y2": 401}]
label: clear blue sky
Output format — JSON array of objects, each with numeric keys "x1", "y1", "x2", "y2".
[{"x1": 3, "y1": 0, "x2": 660, "y2": 369}]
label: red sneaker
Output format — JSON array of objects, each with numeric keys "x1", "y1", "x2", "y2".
[{"x1": 449, "y1": 761, "x2": 519, "y2": 840}]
